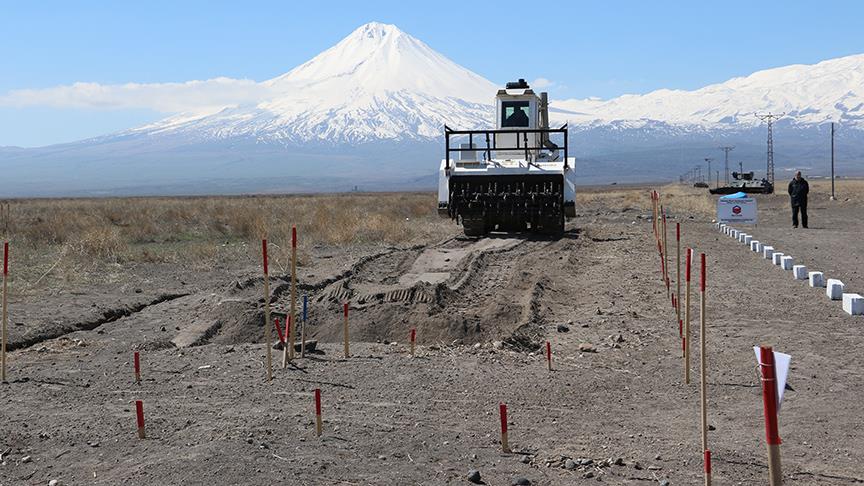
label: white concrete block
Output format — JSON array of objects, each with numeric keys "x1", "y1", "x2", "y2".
[
  {"x1": 738, "y1": 233, "x2": 747, "y2": 243},
  {"x1": 781, "y1": 256, "x2": 793, "y2": 270},
  {"x1": 827, "y1": 279, "x2": 845, "y2": 300},
  {"x1": 763, "y1": 245, "x2": 775, "y2": 259},
  {"x1": 733, "y1": 229, "x2": 740, "y2": 239},
  {"x1": 772, "y1": 252, "x2": 784, "y2": 265},
  {"x1": 809, "y1": 272, "x2": 825, "y2": 288},
  {"x1": 744, "y1": 235, "x2": 753, "y2": 245},
  {"x1": 843, "y1": 293, "x2": 864, "y2": 315},
  {"x1": 751, "y1": 240, "x2": 760, "y2": 252},
  {"x1": 793, "y1": 265, "x2": 807, "y2": 280}
]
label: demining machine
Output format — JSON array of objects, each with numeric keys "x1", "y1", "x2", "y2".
[{"x1": 437, "y1": 79, "x2": 576, "y2": 237}]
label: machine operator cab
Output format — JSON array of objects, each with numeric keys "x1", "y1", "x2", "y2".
[{"x1": 494, "y1": 78, "x2": 558, "y2": 162}]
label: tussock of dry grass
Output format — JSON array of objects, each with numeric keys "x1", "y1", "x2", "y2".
[{"x1": 0, "y1": 193, "x2": 450, "y2": 289}]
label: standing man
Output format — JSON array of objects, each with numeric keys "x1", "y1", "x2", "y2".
[{"x1": 788, "y1": 171, "x2": 809, "y2": 228}]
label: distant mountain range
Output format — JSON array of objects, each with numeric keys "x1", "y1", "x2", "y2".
[{"x1": 2, "y1": 22, "x2": 862, "y2": 196}]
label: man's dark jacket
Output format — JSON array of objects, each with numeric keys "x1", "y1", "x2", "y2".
[{"x1": 788, "y1": 178, "x2": 809, "y2": 207}]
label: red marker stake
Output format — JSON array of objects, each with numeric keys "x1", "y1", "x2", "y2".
[
  {"x1": 700, "y1": 253, "x2": 710, "y2": 486},
  {"x1": 662, "y1": 208, "x2": 669, "y2": 299},
  {"x1": 676, "y1": 222, "x2": 681, "y2": 324},
  {"x1": 274, "y1": 317, "x2": 284, "y2": 344},
  {"x1": 759, "y1": 346, "x2": 783, "y2": 485},
  {"x1": 287, "y1": 225, "x2": 298, "y2": 364},
  {"x1": 499, "y1": 403, "x2": 510, "y2": 452},
  {"x1": 133, "y1": 351, "x2": 141, "y2": 383},
  {"x1": 1, "y1": 241, "x2": 8, "y2": 383},
  {"x1": 342, "y1": 303, "x2": 350, "y2": 358},
  {"x1": 410, "y1": 328, "x2": 416, "y2": 357},
  {"x1": 262, "y1": 239, "x2": 272, "y2": 381},
  {"x1": 135, "y1": 400, "x2": 145, "y2": 439},
  {"x1": 684, "y1": 248, "x2": 692, "y2": 385},
  {"x1": 546, "y1": 341, "x2": 552, "y2": 371},
  {"x1": 704, "y1": 450, "x2": 712, "y2": 477},
  {"x1": 314, "y1": 388, "x2": 323, "y2": 437}
]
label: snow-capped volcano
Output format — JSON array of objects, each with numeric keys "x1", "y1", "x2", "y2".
[{"x1": 135, "y1": 22, "x2": 498, "y2": 143}]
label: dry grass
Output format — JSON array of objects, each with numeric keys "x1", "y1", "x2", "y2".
[{"x1": 0, "y1": 193, "x2": 451, "y2": 290}]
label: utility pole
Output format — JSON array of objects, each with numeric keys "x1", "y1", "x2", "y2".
[
  {"x1": 704, "y1": 158, "x2": 714, "y2": 188},
  {"x1": 756, "y1": 113, "x2": 785, "y2": 192},
  {"x1": 719, "y1": 146, "x2": 734, "y2": 185},
  {"x1": 831, "y1": 122, "x2": 836, "y2": 200},
  {"x1": 716, "y1": 170, "x2": 720, "y2": 189},
  {"x1": 739, "y1": 161, "x2": 743, "y2": 175}
]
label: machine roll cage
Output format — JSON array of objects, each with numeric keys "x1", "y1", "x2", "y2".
[{"x1": 444, "y1": 124, "x2": 569, "y2": 170}]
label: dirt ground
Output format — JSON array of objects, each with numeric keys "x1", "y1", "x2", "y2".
[{"x1": 2, "y1": 182, "x2": 864, "y2": 485}]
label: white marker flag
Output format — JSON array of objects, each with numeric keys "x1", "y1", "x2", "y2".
[{"x1": 754, "y1": 347, "x2": 792, "y2": 411}]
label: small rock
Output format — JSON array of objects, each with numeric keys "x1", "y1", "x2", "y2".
[
  {"x1": 520, "y1": 455, "x2": 531, "y2": 464},
  {"x1": 660, "y1": 481, "x2": 670, "y2": 486},
  {"x1": 473, "y1": 343, "x2": 482, "y2": 349},
  {"x1": 614, "y1": 457, "x2": 625, "y2": 466},
  {"x1": 21, "y1": 455, "x2": 32, "y2": 463},
  {"x1": 583, "y1": 471, "x2": 594, "y2": 479},
  {"x1": 511, "y1": 478, "x2": 531, "y2": 486},
  {"x1": 49, "y1": 480, "x2": 62, "y2": 486},
  {"x1": 467, "y1": 469, "x2": 482, "y2": 484},
  {"x1": 564, "y1": 459, "x2": 577, "y2": 470},
  {"x1": 556, "y1": 324, "x2": 570, "y2": 333},
  {"x1": 654, "y1": 454, "x2": 661, "y2": 460},
  {"x1": 579, "y1": 343, "x2": 596, "y2": 353}
]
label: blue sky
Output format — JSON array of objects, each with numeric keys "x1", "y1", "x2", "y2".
[{"x1": 2, "y1": 0, "x2": 864, "y2": 147}]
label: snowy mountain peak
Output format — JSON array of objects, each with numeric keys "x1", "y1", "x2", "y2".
[
  {"x1": 141, "y1": 22, "x2": 499, "y2": 143},
  {"x1": 556, "y1": 52, "x2": 864, "y2": 129}
]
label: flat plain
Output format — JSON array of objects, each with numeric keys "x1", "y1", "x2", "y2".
[{"x1": 1, "y1": 180, "x2": 863, "y2": 485}]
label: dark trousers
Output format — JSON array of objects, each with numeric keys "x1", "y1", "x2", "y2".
[{"x1": 792, "y1": 204, "x2": 808, "y2": 228}]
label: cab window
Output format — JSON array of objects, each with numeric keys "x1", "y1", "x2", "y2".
[{"x1": 501, "y1": 101, "x2": 530, "y2": 128}]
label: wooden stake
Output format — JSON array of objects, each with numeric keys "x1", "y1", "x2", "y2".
[
  {"x1": 662, "y1": 208, "x2": 669, "y2": 299},
  {"x1": 410, "y1": 328, "x2": 416, "y2": 357},
  {"x1": 676, "y1": 222, "x2": 681, "y2": 323},
  {"x1": 684, "y1": 248, "x2": 692, "y2": 385},
  {"x1": 314, "y1": 388, "x2": 323, "y2": 437},
  {"x1": 700, "y1": 252, "x2": 711, "y2": 486},
  {"x1": 343, "y1": 303, "x2": 350, "y2": 358},
  {"x1": 135, "y1": 400, "x2": 145, "y2": 439},
  {"x1": 262, "y1": 239, "x2": 272, "y2": 382},
  {"x1": 133, "y1": 351, "x2": 141, "y2": 383},
  {"x1": 499, "y1": 403, "x2": 510, "y2": 452},
  {"x1": 289, "y1": 226, "x2": 298, "y2": 363},
  {"x1": 301, "y1": 295, "x2": 308, "y2": 358},
  {"x1": 546, "y1": 341, "x2": 552, "y2": 371},
  {"x1": 759, "y1": 346, "x2": 783, "y2": 486},
  {"x1": 2, "y1": 241, "x2": 8, "y2": 383}
]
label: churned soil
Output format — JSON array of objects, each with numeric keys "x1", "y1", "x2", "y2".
[{"x1": 2, "y1": 185, "x2": 863, "y2": 485}]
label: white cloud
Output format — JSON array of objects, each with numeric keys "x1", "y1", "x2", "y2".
[
  {"x1": 0, "y1": 77, "x2": 274, "y2": 113},
  {"x1": 531, "y1": 77, "x2": 555, "y2": 89}
]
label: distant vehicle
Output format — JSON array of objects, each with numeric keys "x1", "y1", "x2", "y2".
[
  {"x1": 437, "y1": 79, "x2": 576, "y2": 237},
  {"x1": 694, "y1": 182, "x2": 709, "y2": 188},
  {"x1": 709, "y1": 171, "x2": 774, "y2": 194}
]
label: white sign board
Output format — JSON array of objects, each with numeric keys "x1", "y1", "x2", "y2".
[
  {"x1": 717, "y1": 197, "x2": 757, "y2": 224},
  {"x1": 754, "y1": 347, "x2": 792, "y2": 411}
]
